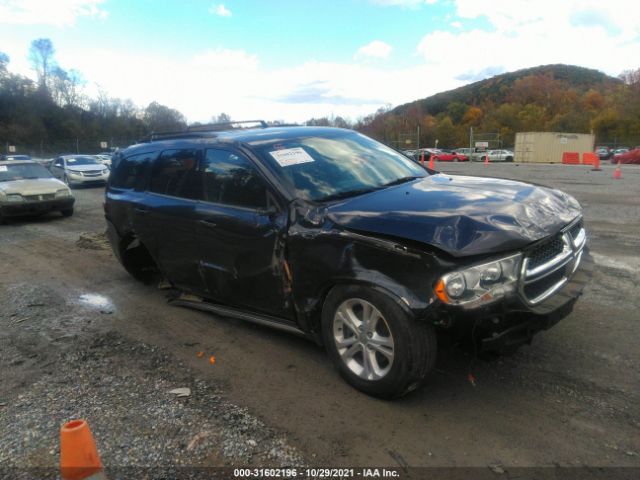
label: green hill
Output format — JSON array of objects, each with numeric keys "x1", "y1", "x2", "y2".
[
  {"x1": 393, "y1": 64, "x2": 620, "y2": 118},
  {"x1": 358, "y1": 64, "x2": 635, "y2": 148}
]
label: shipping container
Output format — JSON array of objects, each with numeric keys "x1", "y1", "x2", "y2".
[{"x1": 514, "y1": 132, "x2": 595, "y2": 163}]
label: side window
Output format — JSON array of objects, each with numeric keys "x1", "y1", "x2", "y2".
[
  {"x1": 201, "y1": 149, "x2": 268, "y2": 209},
  {"x1": 110, "y1": 152, "x2": 154, "y2": 190},
  {"x1": 54, "y1": 158, "x2": 63, "y2": 167},
  {"x1": 148, "y1": 149, "x2": 201, "y2": 199}
]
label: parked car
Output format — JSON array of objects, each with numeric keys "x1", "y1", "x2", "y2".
[
  {"x1": 49, "y1": 155, "x2": 110, "y2": 187},
  {"x1": 595, "y1": 147, "x2": 611, "y2": 160},
  {"x1": 105, "y1": 125, "x2": 589, "y2": 398},
  {"x1": 0, "y1": 160, "x2": 74, "y2": 223},
  {"x1": 475, "y1": 149, "x2": 514, "y2": 162},
  {"x1": 94, "y1": 154, "x2": 113, "y2": 168},
  {"x1": 0, "y1": 154, "x2": 32, "y2": 161},
  {"x1": 611, "y1": 148, "x2": 640, "y2": 164},
  {"x1": 431, "y1": 150, "x2": 469, "y2": 162},
  {"x1": 453, "y1": 148, "x2": 474, "y2": 157}
]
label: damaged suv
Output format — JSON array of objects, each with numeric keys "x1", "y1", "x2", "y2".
[{"x1": 105, "y1": 124, "x2": 590, "y2": 398}]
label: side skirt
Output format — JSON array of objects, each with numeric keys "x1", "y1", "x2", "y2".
[{"x1": 169, "y1": 298, "x2": 307, "y2": 338}]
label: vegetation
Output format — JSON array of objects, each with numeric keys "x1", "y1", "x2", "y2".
[
  {"x1": 356, "y1": 65, "x2": 640, "y2": 149},
  {"x1": 1, "y1": 39, "x2": 639, "y2": 155}
]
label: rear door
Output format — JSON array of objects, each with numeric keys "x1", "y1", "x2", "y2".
[
  {"x1": 194, "y1": 147, "x2": 292, "y2": 319},
  {"x1": 141, "y1": 148, "x2": 203, "y2": 291}
]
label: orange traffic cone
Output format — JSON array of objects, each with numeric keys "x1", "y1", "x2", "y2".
[
  {"x1": 613, "y1": 161, "x2": 622, "y2": 179},
  {"x1": 591, "y1": 155, "x2": 601, "y2": 171},
  {"x1": 420, "y1": 151, "x2": 425, "y2": 165},
  {"x1": 484, "y1": 155, "x2": 489, "y2": 166},
  {"x1": 60, "y1": 420, "x2": 106, "y2": 480},
  {"x1": 428, "y1": 155, "x2": 434, "y2": 170}
]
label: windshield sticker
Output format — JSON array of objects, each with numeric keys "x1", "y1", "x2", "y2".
[
  {"x1": 269, "y1": 147, "x2": 314, "y2": 167},
  {"x1": 0, "y1": 166, "x2": 7, "y2": 172}
]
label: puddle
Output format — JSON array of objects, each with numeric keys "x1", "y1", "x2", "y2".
[{"x1": 78, "y1": 293, "x2": 115, "y2": 313}]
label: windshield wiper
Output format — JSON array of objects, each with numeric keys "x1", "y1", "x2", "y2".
[
  {"x1": 380, "y1": 176, "x2": 423, "y2": 187},
  {"x1": 319, "y1": 187, "x2": 380, "y2": 202}
]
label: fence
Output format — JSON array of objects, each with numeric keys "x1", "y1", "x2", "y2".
[{"x1": 2, "y1": 138, "x2": 140, "y2": 159}]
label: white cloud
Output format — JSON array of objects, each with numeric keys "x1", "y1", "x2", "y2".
[
  {"x1": 0, "y1": 0, "x2": 107, "y2": 26},
  {"x1": 209, "y1": 3, "x2": 232, "y2": 17},
  {"x1": 371, "y1": 0, "x2": 437, "y2": 7},
  {"x1": 450, "y1": 21, "x2": 462, "y2": 29},
  {"x1": 45, "y1": 44, "x2": 450, "y2": 124},
  {"x1": 417, "y1": 0, "x2": 640, "y2": 80},
  {"x1": 355, "y1": 40, "x2": 393, "y2": 60}
]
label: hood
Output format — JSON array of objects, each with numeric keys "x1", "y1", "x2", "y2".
[
  {"x1": 66, "y1": 164, "x2": 107, "y2": 172},
  {"x1": 325, "y1": 174, "x2": 581, "y2": 257},
  {"x1": 0, "y1": 177, "x2": 68, "y2": 195}
]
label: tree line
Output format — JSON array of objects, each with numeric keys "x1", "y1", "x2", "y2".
[{"x1": 2, "y1": 40, "x2": 639, "y2": 155}]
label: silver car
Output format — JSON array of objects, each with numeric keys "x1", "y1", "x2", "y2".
[
  {"x1": 475, "y1": 149, "x2": 515, "y2": 162},
  {"x1": 0, "y1": 160, "x2": 74, "y2": 223},
  {"x1": 50, "y1": 155, "x2": 110, "y2": 186}
]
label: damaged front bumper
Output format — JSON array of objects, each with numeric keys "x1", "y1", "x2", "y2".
[{"x1": 433, "y1": 244, "x2": 593, "y2": 353}]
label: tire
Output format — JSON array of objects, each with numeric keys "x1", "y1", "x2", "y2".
[
  {"x1": 506, "y1": 156, "x2": 513, "y2": 162},
  {"x1": 61, "y1": 208, "x2": 74, "y2": 217},
  {"x1": 321, "y1": 285, "x2": 437, "y2": 399}
]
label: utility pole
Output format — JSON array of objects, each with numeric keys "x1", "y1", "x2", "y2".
[
  {"x1": 469, "y1": 127, "x2": 473, "y2": 149},
  {"x1": 417, "y1": 125, "x2": 420, "y2": 149}
]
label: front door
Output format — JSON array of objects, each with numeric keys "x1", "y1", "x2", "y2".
[{"x1": 194, "y1": 148, "x2": 292, "y2": 319}]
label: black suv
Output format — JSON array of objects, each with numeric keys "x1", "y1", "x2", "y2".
[{"x1": 105, "y1": 123, "x2": 590, "y2": 398}]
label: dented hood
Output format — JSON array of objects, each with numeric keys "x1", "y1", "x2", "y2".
[{"x1": 325, "y1": 174, "x2": 582, "y2": 257}]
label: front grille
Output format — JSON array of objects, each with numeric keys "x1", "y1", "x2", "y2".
[
  {"x1": 568, "y1": 219, "x2": 583, "y2": 240},
  {"x1": 527, "y1": 236, "x2": 564, "y2": 270},
  {"x1": 82, "y1": 170, "x2": 103, "y2": 177},
  {"x1": 519, "y1": 218, "x2": 585, "y2": 305},
  {"x1": 24, "y1": 193, "x2": 55, "y2": 202},
  {"x1": 523, "y1": 265, "x2": 567, "y2": 300}
]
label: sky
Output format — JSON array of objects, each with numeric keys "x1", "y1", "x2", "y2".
[{"x1": 1, "y1": 0, "x2": 639, "y2": 123}]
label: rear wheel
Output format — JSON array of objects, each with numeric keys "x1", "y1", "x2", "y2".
[
  {"x1": 322, "y1": 285, "x2": 437, "y2": 398},
  {"x1": 60, "y1": 208, "x2": 74, "y2": 217},
  {"x1": 506, "y1": 156, "x2": 513, "y2": 162}
]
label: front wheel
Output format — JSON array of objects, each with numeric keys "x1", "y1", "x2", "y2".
[
  {"x1": 322, "y1": 285, "x2": 437, "y2": 399},
  {"x1": 61, "y1": 208, "x2": 74, "y2": 217}
]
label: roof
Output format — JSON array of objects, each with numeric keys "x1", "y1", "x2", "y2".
[
  {"x1": 0, "y1": 160, "x2": 39, "y2": 166},
  {"x1": 124, "y1": 126, "x2": 352, "y2": 155}
]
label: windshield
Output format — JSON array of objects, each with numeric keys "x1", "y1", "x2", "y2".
[
  {"x1": 0, "y1": 163, "x2": 54, "y2": 182},
  {"x1": 66, "y1": 156, "x2": 100, "y2": 166},
  {"x1": 254, "y1": 131, "x2": 427, "y2": 201}
]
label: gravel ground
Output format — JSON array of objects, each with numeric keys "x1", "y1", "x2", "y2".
[
  {"x1": 0, "y1": 164, "x2": 639, "y2": 475},
  {"x1": 0, "y1": 284, "x2": 304, "y2": 476}
]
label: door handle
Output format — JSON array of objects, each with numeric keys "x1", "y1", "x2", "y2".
[
  {"x1": 199, "y1": 219, "x2": 217, "y2": 228},
  {"x1": 134, "y1": 207, "x2": 148, "y2": 215}
]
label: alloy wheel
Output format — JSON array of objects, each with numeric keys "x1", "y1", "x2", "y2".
[{"x1": 333, "y1": 298, "x2": 394, "y2": 381}]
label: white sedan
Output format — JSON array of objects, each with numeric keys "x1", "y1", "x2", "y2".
[{"x1": 475, "y1": 149, "x2": 514, "y2": 162}]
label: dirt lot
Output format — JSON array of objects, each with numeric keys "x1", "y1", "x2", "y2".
[{"x1": 1, "y1": 162, "x2": 639, "y2": 474}]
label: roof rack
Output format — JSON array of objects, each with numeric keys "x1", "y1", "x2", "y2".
[{"x1": 138, "y1": 120, "x2": 269, "y2": 143}]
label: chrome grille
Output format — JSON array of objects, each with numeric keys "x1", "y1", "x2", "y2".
[
  {"x1": 82, "y1": 170, "x2": 103, "y2": 177},
  {"x1": 24, "y1": 193, "x2": 55, "y2": 202},
  {"x1": 520, "y1": 218, "x2": 585, "y2": 305},
  {"x1": 527, "y1": 237, "x2": 564, "y2": 270}
]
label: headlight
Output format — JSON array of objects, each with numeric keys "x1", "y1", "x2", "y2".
[
  {"x1": 6, "y1": 194, "x2": 24, "y2": 203},
  {"x1": 55, "y1": 188, "x2": 71, "y2": 198},
  {"x1": 435, "y1": 253, "x2": 522, "y2": 308}
]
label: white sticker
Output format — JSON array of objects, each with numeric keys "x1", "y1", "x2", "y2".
[
  {"x1": 0, "y1": 166, "x2": 7, "y2": 172},
  {"x1": 269, "y1": 147, "x2": 315, "y2": 167}
]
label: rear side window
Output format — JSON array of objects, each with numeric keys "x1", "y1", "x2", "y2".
[
  {"x1": 201, "y1": 149, "x2": 268, "y2": 209},
  {"x1": 149, "y1": 149, "x2": 201, "y2": 199},
  {"x1": 110, "y1": 152, "x2": 154, "y2": 190}
]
